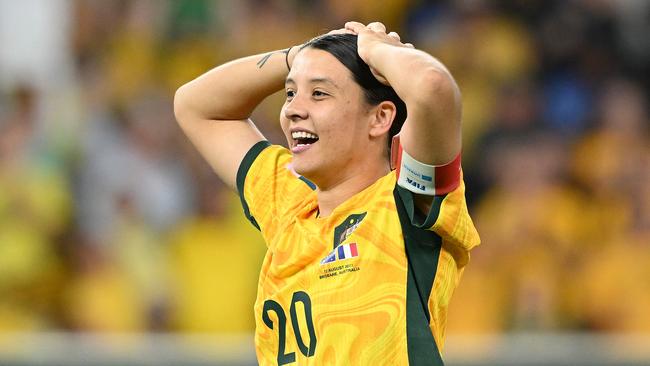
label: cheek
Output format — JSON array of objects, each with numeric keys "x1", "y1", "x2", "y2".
[
  {"x1": 320, "y1": 120, "x2": 357, "y2": 152},
  {"x1": 279, "y1": 106, "x2": 290, "y2": 131},
  {"x1": 314, "y1": 99, "x2": 368, "y2": 146}
]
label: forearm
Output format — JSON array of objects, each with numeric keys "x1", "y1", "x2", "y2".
[
  {"x1": 368, "y1": 43, "x2": 458, "y2": 111},
  {"x1": 175, "y1": 47, "x2": 300, "y2": 121},
  {"x1": 369, "y1": 43, "x2": 462, "y2": 164}
]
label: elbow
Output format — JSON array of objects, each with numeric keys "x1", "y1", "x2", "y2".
[
  {"x1": 416, "y1": 68, "x2": 459, "y2": 103},
  {"x1": 409, "y1": 68, "x2": 462, "y2": 120},
  {"x1": 173, "y1": 84, "x2": 192, "y2": 126}
]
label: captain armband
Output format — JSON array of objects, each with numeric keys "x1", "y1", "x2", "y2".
[{"x1": 390, "y1": 135, "x2": 462, "y2": 196}]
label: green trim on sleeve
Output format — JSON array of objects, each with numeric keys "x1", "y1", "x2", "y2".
[
  {"x1": 394, "y1": 186, "x2": 445, "y2": 365},
  {"x1": 396, "y1": 186, "x2": 445, "y2": 229},
  {"x1": 299, "y1": 175, "x2": 317, "y2": 190},
  {"x1": 236, "y1": 140, "x2": 272, "y2": 230}
]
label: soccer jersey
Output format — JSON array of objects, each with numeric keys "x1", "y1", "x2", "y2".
[{"x1": 237, "y1": 142, "x2": 480, "y2": 366}]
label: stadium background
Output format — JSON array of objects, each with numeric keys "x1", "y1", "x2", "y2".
[{"x1": 0, "y1": 0, "x2": 648, "y2": 365}]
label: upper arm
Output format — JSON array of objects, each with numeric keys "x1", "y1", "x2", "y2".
[{"x1": 174, "y1": 89, "x2": 266, "y2": 190}]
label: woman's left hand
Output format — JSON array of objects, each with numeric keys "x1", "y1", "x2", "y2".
[{"x1": 344, "y1": 21, "x2": 414, "y2": 85}]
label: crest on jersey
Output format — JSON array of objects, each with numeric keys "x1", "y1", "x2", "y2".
[{"x1": 332, "y1": 212, "x2": 367, "y2": 249}]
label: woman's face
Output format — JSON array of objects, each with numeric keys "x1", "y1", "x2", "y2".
[{"x1": 280, "y1": 47, "x2": 375, "y2": 188}]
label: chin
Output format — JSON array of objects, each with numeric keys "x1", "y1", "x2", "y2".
[
  {"x1": 291, "y1": 159, "x2": 321, "y2": 183},
  {"x1": 292, "y1": 160, "x2": 313, "y2": 177}
]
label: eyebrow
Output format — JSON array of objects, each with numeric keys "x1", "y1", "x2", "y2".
[{"x1": 285, "y1": 77, "x2": 340, "y2": 89}]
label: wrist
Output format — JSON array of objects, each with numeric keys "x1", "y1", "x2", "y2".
[
  {"x1": 286, "y1": 44, "x2": 303, "y2": 70},
  {"x1": 364, "y1": 41, "x2": 392, "y2": 68}
]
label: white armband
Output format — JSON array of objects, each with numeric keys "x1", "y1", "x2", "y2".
[{"x1": 390, "y1": 135, "x2": 461, "y2": 196}]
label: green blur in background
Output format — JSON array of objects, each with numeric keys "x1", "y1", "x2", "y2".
[{"x1": 0, "y1": 0, "x2": 648, "y2": 365}]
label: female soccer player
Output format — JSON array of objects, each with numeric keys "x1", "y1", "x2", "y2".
[{"x1": 174, "y1": 21, "x2": 480, "y2": 366}]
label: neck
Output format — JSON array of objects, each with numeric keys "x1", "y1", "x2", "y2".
[{"x1": 315, "y1": 159, "x2": 390, "y2": 218}]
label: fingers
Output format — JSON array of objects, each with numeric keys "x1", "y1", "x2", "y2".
[
  {"x1": 327, "y1": 28, "x2": 355, "y2": 36},
  {"x1": 346, "y1": 21, "x2": 387, "y2": 34},
  {"x1": 344, "y1": 20, "x2": 414, "y2": 48},
  {"x1": 367, "y1": 21, "x2": 386, "y2": 33},
  {"x1": 344, "y1": 21, "x2": 365, "y2": 34}
]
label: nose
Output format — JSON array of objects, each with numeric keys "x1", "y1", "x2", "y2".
[{"x1": 283, "y1": 94, "x2": 309, "y2": 122}]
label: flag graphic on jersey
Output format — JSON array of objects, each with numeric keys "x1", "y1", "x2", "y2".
[
  {"x1": 320, "y1": 243, "x2": 359, "y2": 264},
  {"x1": 338, "y1": 243, "x2": 358, "y2": 259},
  {"x1": 320, "y1": 251, "x2": 336, "y2": 264}
]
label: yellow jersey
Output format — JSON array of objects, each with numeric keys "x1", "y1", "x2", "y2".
[{"x1": 237, "y1": 142, "x2": 480, "y2": 365}]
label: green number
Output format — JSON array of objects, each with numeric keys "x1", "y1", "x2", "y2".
[
  {"x1": 262, "y1": 299, "x2": 296, "y2": 365},
  {"x1": 290, "y1": 291, "x2": 317, "y2": 356},
  {"x1": 262, "y1": 291, "x2": 317, "y2": 364}
]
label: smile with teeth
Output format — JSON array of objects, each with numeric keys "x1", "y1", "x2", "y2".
[{"x1": 292, "y1": 131, "x2": 319, "y2": 146}]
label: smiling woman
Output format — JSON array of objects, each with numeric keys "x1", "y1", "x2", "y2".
[
  {"x1": 281, "y1": 46, "x2": 388, "y2": 192},
  {"x1": 174, "y1": 21, "x2": 480, "y2": 366},
  {"x1": 280, "y1": 35, "x2": 407, "y2": 194}
]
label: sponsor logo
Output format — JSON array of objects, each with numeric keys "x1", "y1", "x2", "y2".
[
  {"x1": 404, "y1": 163, "x2": 433, "y2": 182},
  {"x1": 406, "y1": 177, "x2": 426, "y2": 191}
]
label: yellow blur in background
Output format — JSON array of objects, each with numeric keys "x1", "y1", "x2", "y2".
[{"x1": 0, "y1": 0, "x2": 648, "y2": 364}]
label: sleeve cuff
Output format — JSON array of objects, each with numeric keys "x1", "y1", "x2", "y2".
[
  {"x1": 395, "y1": 185, "x2": 445, "y2": 229},
  {"x1": 236, "y1": 140, "x2": 272, "y2": 230}
]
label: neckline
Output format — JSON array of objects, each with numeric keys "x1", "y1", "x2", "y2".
[{"x1": 313, "y1": 170, "x2": 395, "y2": 222}]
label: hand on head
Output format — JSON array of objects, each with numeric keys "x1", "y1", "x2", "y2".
[
  {"x1": 344, "y1": 21, "x2": 414, "y2": 48},
  {"x1": 341, "y1": 21, "x2": 414, "y2": 85}
]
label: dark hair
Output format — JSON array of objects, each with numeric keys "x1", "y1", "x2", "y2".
[{"x1": 301, "y1": 34, "x2": 407, "y2": 154}]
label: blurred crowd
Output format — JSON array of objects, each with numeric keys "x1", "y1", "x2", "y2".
[{"x1": 0, "y1": 0, "x2": 648, "y2": 340}]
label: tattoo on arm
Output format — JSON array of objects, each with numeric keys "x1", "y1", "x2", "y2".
[
  {"x1": 256, "y1": 48, "x2": 291, "y2": 69},
  {"x1": 256, "y1": 53, "x2": 273, "y2": 68}
]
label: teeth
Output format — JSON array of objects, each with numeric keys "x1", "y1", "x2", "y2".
[{"x1": 291, "y1": 131, "x2": 318, "y2": 140}]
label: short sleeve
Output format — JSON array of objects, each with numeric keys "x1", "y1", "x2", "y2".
[
  {"x1": 236, "y1": 142, "x2": 315, "y2": 236},
  {"x1": 396, "y1": 173, "x2": 480, "y2": 266}
]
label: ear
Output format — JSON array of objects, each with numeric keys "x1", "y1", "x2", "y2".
[{"x1": 368, "y1": 101, "x2": 396, "y2": 138}]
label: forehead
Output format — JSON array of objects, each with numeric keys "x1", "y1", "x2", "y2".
[{"x1": 287, "y1": 48, "x2": 354, "y2": 86}]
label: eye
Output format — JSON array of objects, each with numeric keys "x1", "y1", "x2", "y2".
[
  {"x1": 286, "y1": 89, "x2": 295, "y2": 100},
  {"x1": 313, "y1": 90, "x2": 328, "y2": 98}
]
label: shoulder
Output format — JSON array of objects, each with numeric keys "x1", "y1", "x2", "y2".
[
  {"x1": 237, "y1": 142, "x2": 307, "y2": 194},
  {"x1": 237, "y1": 143, "x2": 317, "y2": 230}
]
